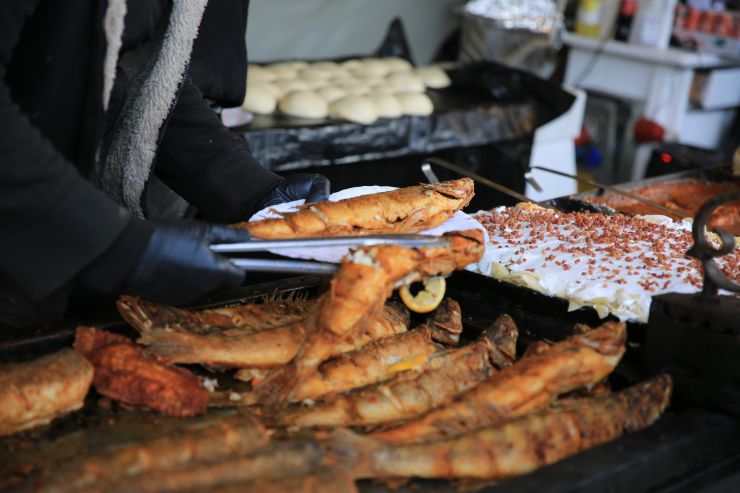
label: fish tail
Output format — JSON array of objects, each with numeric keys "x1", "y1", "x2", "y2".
[
  {"x1": 116, "y1": 296, "x2": 152, "y2": 333},
  {"x1": 328, "y1": 428, "x2": 384, "y2": 479},
  {"x1": 479, "y1": 315, "x2": 517, "y2": 369},
  {"x1": 488, "y1": 314, "x2": 519, "y2": 361}
]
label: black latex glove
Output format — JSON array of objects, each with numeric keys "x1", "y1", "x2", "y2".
[
  {"x1": 256, "y1": 173, "x2": 331, "y2": 210},
  {"x1": 120, "y1": 222, "x2": 248, "y2": 305}
]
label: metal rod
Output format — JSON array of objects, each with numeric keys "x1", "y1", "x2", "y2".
[
  {"x1": 421, "y1": 163, "x2": 440, "y2": 184},
  {"x1": 212, "y1": 235, "x2": 449, "y2": 253},
  {"x1": 424, "y1": 157, "x2": 550, "y2": 208},
  {"x1": 229, "y1": 258, "x2": 338, "y2": 275},
  {"x1": 531, "y1": 165, "x2": 693, "y2": 218}
]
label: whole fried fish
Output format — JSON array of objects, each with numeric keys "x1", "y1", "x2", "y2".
[
  {"x1": 95, "y1": 438, "x2": 330, "y2": 493},
  {"x1": 133, "y1": 302, "x2": 409, "y2": 368},
  {"x1": 74, "y1": 327, "x2": 208, "y2": 417},
  {"x1": 332, "y1": 375, "x2": 672, "y2": 480},
  {"x1": 35, "y1": 411, "x2": 268, "y2": 493},
  {"x1": 0, "y1": 349, "x2": 93, "y2": 437},
  {"x1": 371, "y1": 321, "x2": 626, "y2": 444},
  {"x1": 276, "y1": 315, "x2": 516, "y2": 429},
  {"x1": 117, "y1": 296, "x2": 314, "y2": 336},
  {"x1": 238, "y1": 178, "x2": 475, "y2": 238},
  {"x1": 254, "y1": 230, "x2": 485, "y2": 408}
]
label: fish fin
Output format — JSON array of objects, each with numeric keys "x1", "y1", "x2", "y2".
[
  {"x1": 253, "y1": 362, "x2": 298, "y2": 409},
  {"x1": 328, "y1": 428, "x2": 383, "y2": 479}
]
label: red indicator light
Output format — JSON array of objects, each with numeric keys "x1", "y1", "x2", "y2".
[{"x1": 660, "y1": 152, "x2": 672, "y2": 164}]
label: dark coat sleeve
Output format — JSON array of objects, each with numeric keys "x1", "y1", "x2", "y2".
[
  {"x1": 155, "y1": 78, "x2": 282, "y2": 223},
  {"x1": 189, "y1": 0, "x2": 250, "y2": 107},
  {"x1": 0, "y1": 1, "x2": 145, "y2": 300}
]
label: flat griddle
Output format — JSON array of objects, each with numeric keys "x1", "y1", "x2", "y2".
[{"x1": 2, "y1": 272, "x2": 740, "y2": 492}]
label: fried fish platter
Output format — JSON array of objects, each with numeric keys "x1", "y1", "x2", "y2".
[
  {"x1": 0, "y1": 349, "x2": 93, "y2": 437},
  {"x1": 238, "y1": 178, "x2": 474, "y2": 238},
  {"x1": 254, "y1": 230, "x2": 485, "y2": 408},
  {"x1": 332, "y1": 375, "x2": 672, "y2": 481},
  {"x1": 371, "y1": 321, "x2": 626, "y2": 444},
  {"x1": 275, "y1": 315, "x2": 516, "y2": 429}
]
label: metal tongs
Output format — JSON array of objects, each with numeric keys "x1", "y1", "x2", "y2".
[{"x1": 211, "y1": 235, "x2": 450, "y2": 275}]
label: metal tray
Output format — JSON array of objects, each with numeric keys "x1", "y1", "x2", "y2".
[
  {"x1": 2, "y1": 272, "x2": 740, "y2": 492},
  {"x1": 553, "y1": 166, "x2": 739, "y2": 215}
]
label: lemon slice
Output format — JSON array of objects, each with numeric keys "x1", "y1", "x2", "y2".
[{"x1": 399, "y1": 277, "x2": 446, "y2": 313}]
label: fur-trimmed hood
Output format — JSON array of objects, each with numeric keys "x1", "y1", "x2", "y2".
[{"x1": 98, "y1": 0, "x2": 209, "y2": 218}]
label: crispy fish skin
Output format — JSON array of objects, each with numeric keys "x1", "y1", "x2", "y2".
[
  {"x1": 333, "y1": 375, "x2": 672, "y2": 480},
  {"x1": 202, "y1": 468, "x2": 358, "y2": 493},
  {"x1": 74, "y1": 327, "x2": 208, "y2": 417},
  {"x1": 276, "y1": 318, "x2": 515, "y2": 429},
  {"x1": 371, "y1": 321, "x2": 626, "y2": 444},
  {"x1": 255, "y1": 230, "x2": 485, "y2": 408},
  {"x1": 136, "y1": 303, "x2": 409, "y2": 368},
  {"x1": 238, "y1": 178, "x2": 475, "y2": 238},
  {"x1": 0, "y1": 349, "x2": 93, "y2": 437},
  {"x1": 36, "y1": 412, "x2": 268, "y2": 493},
  {"x1": 117, "y1": 296, "x2": 313, "y2": 336},
  {"x1": 97, "y1": 438, "x2": 329, "y2": 493}
]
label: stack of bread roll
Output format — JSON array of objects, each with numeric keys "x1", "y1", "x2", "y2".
[{"x1": 242, "y1": 57, "x2": 451, "y2": 124}]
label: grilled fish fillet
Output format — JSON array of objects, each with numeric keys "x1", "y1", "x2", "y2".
[
  {"x1": 0, "y1": 349, "x2": 93, "y2": 437},
  {"x1": 96, "y1": 438, "x2": 330, "y2": 493},
  {"x1": 237, "y1": 298, "x2": 462, "y2": 401},
  {"x1": 371, "y1": 321, "x2": 626, "y2": 444},
  {"x1": 74, "y1": 327, "x2": 208, "y2": 417},
  {"x1": 254, "y1": 230, "x2": 485, "y2": 408},
  {"x1": 238, "y1": 178, "x2": 475, "y2": 238},
  {"x1": 275, "y1": 316, "x2": 516, "y2": 429},
  {"x1": 35, "y1": 411, "x2": 268, "y2": 493},
  {"x1": 117, "y1": 296, "x2": 314, "y2": 336},
  {"x1": 134, "y1": 302, "x2": 409, "y2": 368},
  {"x1": 333, "y1": 375, "x2": 671, "y2": 480}
]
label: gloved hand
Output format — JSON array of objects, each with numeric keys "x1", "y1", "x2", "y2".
[
  {"x1": 120, "y1": 222, "x2": 248, "y2": 305},
  {"x1": 256, "y1": 173, "x2": 331, "y2": 210}
]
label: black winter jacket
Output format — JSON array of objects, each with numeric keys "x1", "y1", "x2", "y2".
[{"x1": 0, "y1": 0, "x2": 280, "y2": 305}]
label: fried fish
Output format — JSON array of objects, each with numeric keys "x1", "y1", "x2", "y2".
[
  {"x1": 117, "y1": 296, "x2": 314, "y2": 336},
  {"x1": 238, "y1": 178, "x2": 475, "y2": 238},
  {"x1": 74, "y1": 327, "x2": 208, "y2": 417},
  {"x1": 133, "y1": 302, "x2": 410, "y2": 368},
  {"x1": 370, "y1": 321, "x2": 626, "y2": 444},
  {"x1": 95, "y1": 438, "x2": 330, "y2": 493},
  {"x1": 35, "y1": 411, "x2": 268, "y2": 493},
  {"x1": 332, "y1": 375, "x2": 672, "y2": 480},
  {"x1": 0, "y1": 349, "x2": 93, "y2": 437}
]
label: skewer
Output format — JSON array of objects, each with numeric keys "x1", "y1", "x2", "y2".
[
  {"x1": 531, "y1": 165, "x2": 694, "y2": 219},
  {"x1": 423, "y1": 157, "x2": 554, "y2": 209}
]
